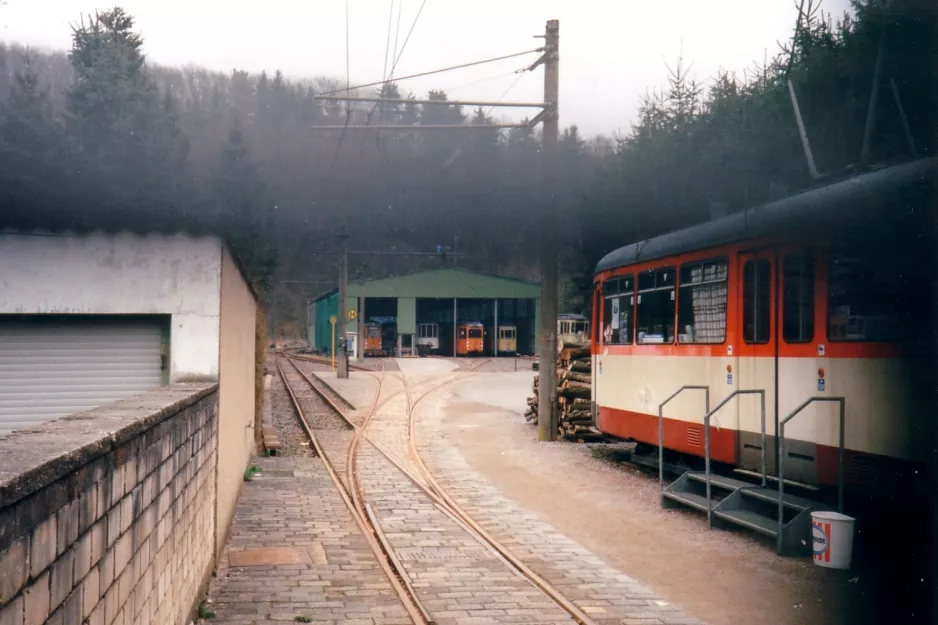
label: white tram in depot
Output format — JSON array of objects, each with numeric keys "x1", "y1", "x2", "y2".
[
  {"x1": 416, "y1": 322, "x2": 440, "y2": 355},
  {"x1": 591, "y1": 157, "x2": 935, "y2": 494}
]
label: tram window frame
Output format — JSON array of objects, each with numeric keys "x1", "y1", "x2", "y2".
[
  {"x1": 827, "y1": 252, "x2": 906, "y2": 343},
  {"x1": 602, "y1": 275, "x2": 634, "y2": 345},
  {"x1": 468, "y1": 327, "x2": 483, "y2": 339},
  {"x1": 743, "y1": 260, "x2": 772, "y2": 344},
  {"x1": 636, "y1": 267, "x2": 675, "y2": 344},
  {"x1": 782, "y1": 253, "x2": 815, "y2": 343},
  {"x1": 458, "y1": 327, "x2": 467, "y2": 339},
  {"x1": 676, "y1": 258, "x2": 728, "y2": 344}
]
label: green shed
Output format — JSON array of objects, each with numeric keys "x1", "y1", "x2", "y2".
[{"x1": 307, "y1": 268, "x2": 540, "y2": 358}]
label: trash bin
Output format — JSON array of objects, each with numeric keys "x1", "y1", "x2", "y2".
[{"x1": 811, "y1": 510, "x2": 855, "y2": 569}]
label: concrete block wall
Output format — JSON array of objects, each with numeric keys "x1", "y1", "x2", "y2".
[{"x1": 0, "y1": 384, "x2": 219, "y2": 625}]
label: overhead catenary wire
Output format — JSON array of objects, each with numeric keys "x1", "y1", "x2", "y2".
[{"x1": 319, "y1": 48, "x2": 542, "y2": 96}]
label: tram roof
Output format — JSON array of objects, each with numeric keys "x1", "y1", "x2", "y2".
[{"x1": 594, "y1": 157, "x2": 937, "y2": 275}]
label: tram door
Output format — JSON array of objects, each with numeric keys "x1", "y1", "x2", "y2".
[
  {"x1": 775, "y1": 247, "x2": 821, "y2": 484},
  {"x1": 735, "y1": 251, "x2": 779, "y2": 476}
]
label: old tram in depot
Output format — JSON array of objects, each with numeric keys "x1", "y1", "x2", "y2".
[
  {"x1": 591, "y1": 158, "x2": 934, "y2": 516},
  {"x1": 456, "y1": 322, "x2": 485, "y2": 356}
]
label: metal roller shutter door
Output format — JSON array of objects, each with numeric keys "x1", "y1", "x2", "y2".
[{"x1": 0, "y1": 317, "x2": 166, "y2": 437}]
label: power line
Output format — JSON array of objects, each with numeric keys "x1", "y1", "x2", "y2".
[
  {"x1": 345, "y1": 0, "x2": 351, "y2": 99},
  {"x1": 381, "y1": 0, "x2": 395, "y2": 87},
  {"x1": 323, "y1": 0, "x2": 354, "y2": 185},
  {"x1": 319, "y1": 48, "x2": 542, "y2": 96},
  {"x1": 391, "y1": 0, "x2": 428, "y2": 72},
  {"x1": 391, "y1": 0, "x2": 404, "y2": 74}
]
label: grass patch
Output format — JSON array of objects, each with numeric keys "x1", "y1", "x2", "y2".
[
  {"x1": 198, "y1": 601, "x2": 216, "y2": 619},
  {"x1": 243, "y1": 465, "x2": 260, "y2": 482},
  {"x1": 295, "y1": 617, "x2": 312, "y2": 623}
]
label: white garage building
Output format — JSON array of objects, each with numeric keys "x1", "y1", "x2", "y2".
[{"x1": 0, "y1": 230, "x2": 258, "y2": 436}]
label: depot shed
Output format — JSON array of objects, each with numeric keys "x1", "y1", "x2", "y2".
[{"x1": 308, "y1": 268, "x2": 540, "y2": 357}]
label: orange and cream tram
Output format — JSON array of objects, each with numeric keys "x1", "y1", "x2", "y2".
[
  {"x1": 456, "y1": 322, "x2": 485, "y2": 356},
  {"x1": 363, "y1": 322, "x2": 383, "y2": 356},
  {"x1": 591, "y1": 158, "x2": 935, "y2": 492}
]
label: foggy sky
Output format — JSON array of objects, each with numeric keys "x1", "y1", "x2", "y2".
[{"x1": 1, "y1": 0, "x2": 853, "y2": 136}]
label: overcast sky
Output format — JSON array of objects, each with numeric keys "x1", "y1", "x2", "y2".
[{"x1": 1, "y1": 0, "x2": 853, "y2": 136}]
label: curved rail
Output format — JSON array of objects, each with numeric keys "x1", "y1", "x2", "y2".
[
  {"x1": 275, "y1": 359, "x2": 431, "y2": 625},
  {"x1": 286, "y1": 357, "x2": 600, "y2": 625},
  {"x1": 403, "y1": 372, "x2": 601, "y2": 625}
]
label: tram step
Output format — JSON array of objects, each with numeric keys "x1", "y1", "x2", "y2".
[
  {"x1": 685, "y1": 472, "x2": 752, "y2": 491},
  {"x1": 739, "y1": 486, "x2": 820, "y2": 512},
  {"x1": 661, "y1": 489, "x2": 712, "y2": 512},
  {"x1": 713, "y1": 509, "x2": 779, "y2": 537}
]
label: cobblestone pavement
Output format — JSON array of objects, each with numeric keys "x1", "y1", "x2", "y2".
[
  {"x1": 206, "y1": 456, "x2": 411, "y2": 625},
  {"x1": 208, "y1": 361, "x2": 703, "y2": 625},
  {"x1": 412, "y1": 378, "x2": 704, "y2": 625}
]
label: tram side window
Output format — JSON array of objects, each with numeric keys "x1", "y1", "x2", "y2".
[
  {"x1": 743, "y1": 260, "x2": 771, "y2": 343},
  {"x1": 637, "y1": 268, "x2": 675, "y2": 344},
  {"x1": 677, "y1": 259, "x2": 728, "y2": 343},
  {"x1": 828, "y1": 253, "x2": 903, "y2": 342},
  {"x1": 783, "y1": 254, "x2": 815, "y2": 343},
  {"x1": 602, "y1": 276, "x2": 634, "y2": 344},
  {"x1": 458, "y1": 327, "x2": 467, "y2": 339}
]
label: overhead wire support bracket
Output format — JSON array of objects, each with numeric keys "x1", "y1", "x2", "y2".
[
  {"x1": 311, "y1": 122, "x2": 530, "y2": 131},
  {"x1": 315, "y1": 95, "x2": 547, "y2": 109}
]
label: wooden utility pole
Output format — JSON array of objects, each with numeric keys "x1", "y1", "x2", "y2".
[
  {"x1": 337, "y1": 231, "x2": 350, "y2": 378},
  {"x1": 537, "y1": 19, "x2": 559, "y2": 442}
]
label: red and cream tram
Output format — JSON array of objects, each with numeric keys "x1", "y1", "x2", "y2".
[{"x1": 591, "y1": 158, "x2": 935, "y2": 492}]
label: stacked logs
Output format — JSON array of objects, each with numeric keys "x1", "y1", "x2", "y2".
[{"x1": 525, "y1": 341, "x2": 603, "y2": 441}]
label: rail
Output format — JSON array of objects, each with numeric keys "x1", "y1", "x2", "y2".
[
  {"x1": 657, "y1": 386, "x2": 710, "y2": 496},
  {"x1": 702, "y1": 389, "x2": 765, "y2": 528},
  {"x1": 777, "y1": 396, "x2": 846, "y2": 554}
]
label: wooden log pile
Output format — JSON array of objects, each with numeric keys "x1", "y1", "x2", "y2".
[{"x1": 524, "y1": 341, "x2": 603, "y2": 442}]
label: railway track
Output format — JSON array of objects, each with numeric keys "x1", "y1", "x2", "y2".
[{"x1": 277, "y1": 355, "x2": 600, "y2": 625}]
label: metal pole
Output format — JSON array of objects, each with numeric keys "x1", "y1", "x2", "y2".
[
  {"x1": 705, "y1": 413, "x2": 712, "y2": 529},
  {"x1": 860, "y1": 27, "x2": 886, "y2": 167},
  {"x1": 838, "y1": 398, "x2": 845, "y2": 513},
  {"x1": 760, "y1": 389, "x2": 767, "y2": 487},
  {"x1": 494, "y1": 298, "x2": 498, "y2": 357},
  {"x1": 331, "y1": 319, "x2": 336, "y2": 370},
  {"x1": 537, "y1": 19, "x2": 560, "y2": 442},
  {"x1": 778, "y1": 422, "x2": 785, "y2": 554},
  {"x1": 787, "y1": 79, "x2": 821, "y2": 180},
  {"x1": 658, "y1": 405, "x2": 665, "y2": 495},
  {"x1": 358, "y1": 287, "x2": 366, "y2": 362},
  {"x1": 889, "y1": 78, "x2": 918, "y2": 157},
  {"x1": 453, "y1": 298, "x2": 457, "y2": 358},
  {"x1": 337, "y1": 233, "x2": 349, "y2": 378}
]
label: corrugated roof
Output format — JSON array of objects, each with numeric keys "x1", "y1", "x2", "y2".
[{"x1": 595, "y1": 157, "x2": 937, "y2": 275}]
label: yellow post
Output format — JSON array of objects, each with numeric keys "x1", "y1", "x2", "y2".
[{"x1": 329, "y1": 315, "x2": 337, "y2": 370}]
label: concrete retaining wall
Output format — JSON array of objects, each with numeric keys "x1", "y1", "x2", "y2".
[{"x1": 0, "y1": 383, "x2": 219, "y2": 625}]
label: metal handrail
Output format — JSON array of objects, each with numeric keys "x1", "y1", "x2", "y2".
[
  {"x1": 777, "y1": 396, "x2": 846, "y2": 554},
  {"x1": 702, "y1": 389, "x2": 766, "y2": 528},
  {"x1": 657, "y1": 386, "x2": 710, "y2": 497}
]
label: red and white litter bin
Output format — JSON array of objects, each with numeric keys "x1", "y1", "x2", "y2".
[{"x1": 811, "y1": 510, "x2": 855, "y2": 569}]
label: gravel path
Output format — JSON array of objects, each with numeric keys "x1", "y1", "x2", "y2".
[{"x1": 268, "y1": 363, "x2": 316, "y2": 458}]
